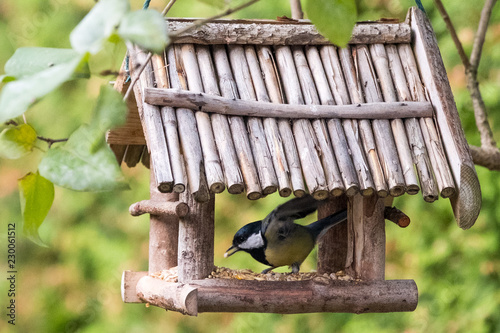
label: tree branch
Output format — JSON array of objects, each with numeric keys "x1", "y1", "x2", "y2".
[
  {"x1": 290, "y1": 0, "x2": 303, "y2": 20},
  {"x1": 433, "y1": 0, "x2": 470, "y2": 68},
  {"x1": 466, "y1": 0, "x2": 498, "y2": 149},
  {"x1": 435, "y1": 0, "x2": 499, "y2": 169},
  {"x1": 470, "y1": 0, "x2": 497, "y2": 69}
]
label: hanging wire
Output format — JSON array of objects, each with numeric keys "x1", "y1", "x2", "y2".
[
  {"x1": 414, "y1": 0, "x2": 426, "y2": 14},
  {"x1": 125, "y1": 0, "x2": 152, "y2": 83}
]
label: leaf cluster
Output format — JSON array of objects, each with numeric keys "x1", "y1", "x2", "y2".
[{"x1": 0, "y1": 0, "x2": 169, "y2": 244}]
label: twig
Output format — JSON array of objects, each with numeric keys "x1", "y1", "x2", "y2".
[
  {"x1": 433, "y1": 0, "x2": 470, "y2": 68},
  {"x1": 470, "y1": 0, "x2": 497, "y2": 69},
  {"x1": 169, "y1": 0, "x2": 260, "y2": 41},
  {"x1": 434, "y1": 0, "x2": 499, "y2": 168},
  {"x1": 122, "y1": 47, "x2": 152, "y2": 102},
  {"x1": 123, "y1": 0, "x2": 259, "y2": 102},
  {"x1": 37, "y1": 136, "x2": 68, "y2": 148},
  {"x1": 466, "y1": 0, "x2": 498, "y2": 149},
  {"x1": 290, "y1": 0, "x2": 303, "y2": 20},
  {"x1": 123, "y1": 0, "x2": 178, "y2": 101},
  {"x1": 161, "y1": 0, "x2": 177, "y2": 16}
]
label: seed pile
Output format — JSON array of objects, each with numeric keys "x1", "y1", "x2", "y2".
[{"x1": 151, "y1": 266, "x2": 354, "y2": 282}]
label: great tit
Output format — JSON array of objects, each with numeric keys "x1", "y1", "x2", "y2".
[{"x1": 224, "y1": 195, "x2": 347, "y2": 273}]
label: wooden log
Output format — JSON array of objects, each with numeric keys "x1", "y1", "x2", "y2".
[
  {"x1": 356, "y1": 45, "x2": 406, "y2": 197},
  {"x1": 369, "y1": 43, "x2": 419, "y2": 195},
  {"x1": 123, "y1": 144, "x2": 145, "y2": 168},
  {"x1": 195, "y1": 45, "x2": 245, "y2": 195},
  {"x1": 129, "y1": 200, "x2": 189, "y2": 218},
  {"x1": 396, "y1": 44, "x2": 456, "y2": 200},
  {"x1": 107, "y1": 57, "x2": 146, "y2": 146},
  {"x1": 346, "y1": 194, "x2": 386, "y2": 281},
  {"x1": 167, "y1": 18, "x2": 411, "y2": 45},
  {"x1": 135, "y1": 276, "x2": 418, "y2": 314},
  {"x1": 319, "y1": 46, "x2": 365, "y2": 197},
  {"x1": 384, "y1": 206, "x2": 410, "y2": 228},
  {"x1": 244, "y1": 45, "x2": 292, "y2": 197},
  {"x1": 386, "y1": 44, "x2": 438, "y2": 202},
  {"x1": 144, "y1": 88, "x2": 433, "y2": 119},
  {"x1": 131, "y1": 47, "x2": 174, "y2": 193},
  {"x1": 148, "y1": 170, "x2": 180, "y2": 273},
  {"x1": 151, "y1": 54, "x2": 185, "y2": 193},
  {"x1": 317, "y1": 195, "x2": 349, "y2": 273},
  {"x1": 178, "y1": 44, "x2": 225, "y2": 194},
  {"x1": 274, "y1": 45, "x2": 328, "y2": 200},
  {"x1": 256, "y1": 46, "x2": 305, "y2": 197},
  {"x1": 137, "y1": 275, "x2": 198, "y2": 316},
  {"x1": 141, "y1": 148, "x2": 150, "y2": 169},
  {"x1": 295, "y1": 46, "x2": 345, "y2": 196},
  {"x1": 212, "y1": 45, "x2": 262, "y2": 200},
  {"x1": 121, "y1": 270, "x2": 148, "y2": 303},
  {"x1": 308, "y1": 46, "x2": 360, "y2": 197},
  {"x1": 339, "y1": 47, "x2": 385, "y2": 196},
  {"x1": 110, "y1": 144, "x2": 126, "y2": 165},
  {"x1": 178, "y1": 189, "x2": 215, "y2": 282},
  {"x1": 166, "y1": 47, "x2": 210, "y2": 202},
  {"x1": 228, "y1": 45, "x2": 278, "y2": 195},
  {"x1": 410, "y1": 7, "x2": 481, "y2": 229}
]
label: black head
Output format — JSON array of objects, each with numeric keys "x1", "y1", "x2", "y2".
[{"x1": 224, "y1": 221, "x2": 264, "y2": 258}]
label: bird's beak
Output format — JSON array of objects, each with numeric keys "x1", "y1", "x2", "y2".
[{"x1": 224, "y1": 245, "x2": 241, "y2": 258}]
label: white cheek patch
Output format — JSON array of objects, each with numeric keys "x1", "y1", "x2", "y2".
[{"x1": 239, "y1": 232, "x2": 264, "y2": 249}]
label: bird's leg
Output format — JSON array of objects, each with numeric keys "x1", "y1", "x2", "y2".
[
  {"x1": 261, "y1": 267, "x2": 276, "y2": 274},
  {"x1": 291, "y1": 263, "x2": 300, "y2": 274}
]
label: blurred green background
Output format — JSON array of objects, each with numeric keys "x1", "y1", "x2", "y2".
[{"x1": 1, "y1": 0, "x2": 499, "y2": 332}]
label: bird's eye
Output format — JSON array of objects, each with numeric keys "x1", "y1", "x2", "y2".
[{"x1": 235, "y1": 236, "x2": 244, "y2": 243}]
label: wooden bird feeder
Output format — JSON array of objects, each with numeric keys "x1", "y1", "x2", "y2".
[{"x1": 109, "y1": 7, "x2": 481, "y2": 316}]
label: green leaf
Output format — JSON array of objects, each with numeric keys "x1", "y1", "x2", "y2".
[
  {"x1": 18, "y1": 172, "x2": 54, "y2": 247},
  {"x1": 118, "y1": 10, "x2": 169, "y2": 54},
  {"x1": 39, "y1": 125, "x2": 129, "y2": 191},
  {"x1": 88, "y1": 85, "x2": 128, "y2": 152},
  {"x1": 0, "y1": 54, "x2": 86, "y2": 123},
  {"x1": 0, "y1": 124, "x2": 38, "y2": 159},
  {"x1": 4, "y1": 47, "x2": 90, "y2": 79},
  {"x1": 70, "y1": 0, "x2": 130, "y2": 54},
  {"x1": 38, "y1": 85, "x2": 129, "y2": 191},
  {"x1": 305, "y1": 0, "x2": 357, "y2": 47}
]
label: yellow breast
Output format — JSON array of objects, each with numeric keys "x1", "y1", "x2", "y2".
[{"x1": 264, "y1": 224, "x2": 315, "y2": 268}]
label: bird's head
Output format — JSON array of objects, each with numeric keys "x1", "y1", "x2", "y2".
[{"x1": 224, "y1": 220, "x2": 264, "y2": 258}]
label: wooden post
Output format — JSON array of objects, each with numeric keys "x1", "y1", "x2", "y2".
[
  {"x1": 149, "y1": 169, "x2": 179, "y2": 274},
  {"x1": 177, "y1": 189, "x2": 215, "y2": 283},
  {"x1": 346, "y1": 195, "x2": 386, "y2": 281},
  {"x1": 317, "y1": 195, "x2": 349, "y2": 274}
]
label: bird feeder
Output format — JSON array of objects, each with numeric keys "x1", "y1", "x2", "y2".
[{"x1": 108, "y1": 7, "x2": 481, "y2": 316}]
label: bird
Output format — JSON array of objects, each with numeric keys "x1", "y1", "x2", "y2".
[{"x1": 224, "y1": 195, "x2": 348, "y2": 274}]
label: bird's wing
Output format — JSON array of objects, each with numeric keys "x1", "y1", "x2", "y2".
[{"x1": 261, "y1": 195, "x2": 319, "y2": 234}]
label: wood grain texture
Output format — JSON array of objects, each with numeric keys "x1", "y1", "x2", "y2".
[{"x1": 167, "y1": 18, "x2": 411, "y2": 45}]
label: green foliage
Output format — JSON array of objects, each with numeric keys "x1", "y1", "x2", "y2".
[
  {"x1": 18, "y1": 171, "x2": 54, "y2": 246},
  {"x1": 38, "y1": 85, "x2": 129, "y2": 191},
  {"x1": 118, "y1": 10, "x2": 169, "y2": 54},
  {"x1": 70, "y1": 0, "x2": 130, "y2": 54},
  {"x1": 304, "y1": 0, "x2": 357, "y2": 47},
  {"x1": 0, "y1": 53, "x2": 87, "y2": 123},
  {"x1": 0, "y1": 123, "x2": 37, "y2": 159},
  {"x1": 3, "y1": 47, "x2": 90, "y2": 79},
  {"x1": 0, "y1": 0, "x2": 170, "y2": 243}
]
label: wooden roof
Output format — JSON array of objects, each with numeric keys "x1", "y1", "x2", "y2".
[{"x1": 107, "y1": 7, "x2": 481, "y2": 229}]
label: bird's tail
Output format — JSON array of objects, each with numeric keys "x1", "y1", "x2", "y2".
[{"x1": 306, "y1": 209, "x2": 348, "y2": 241}]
